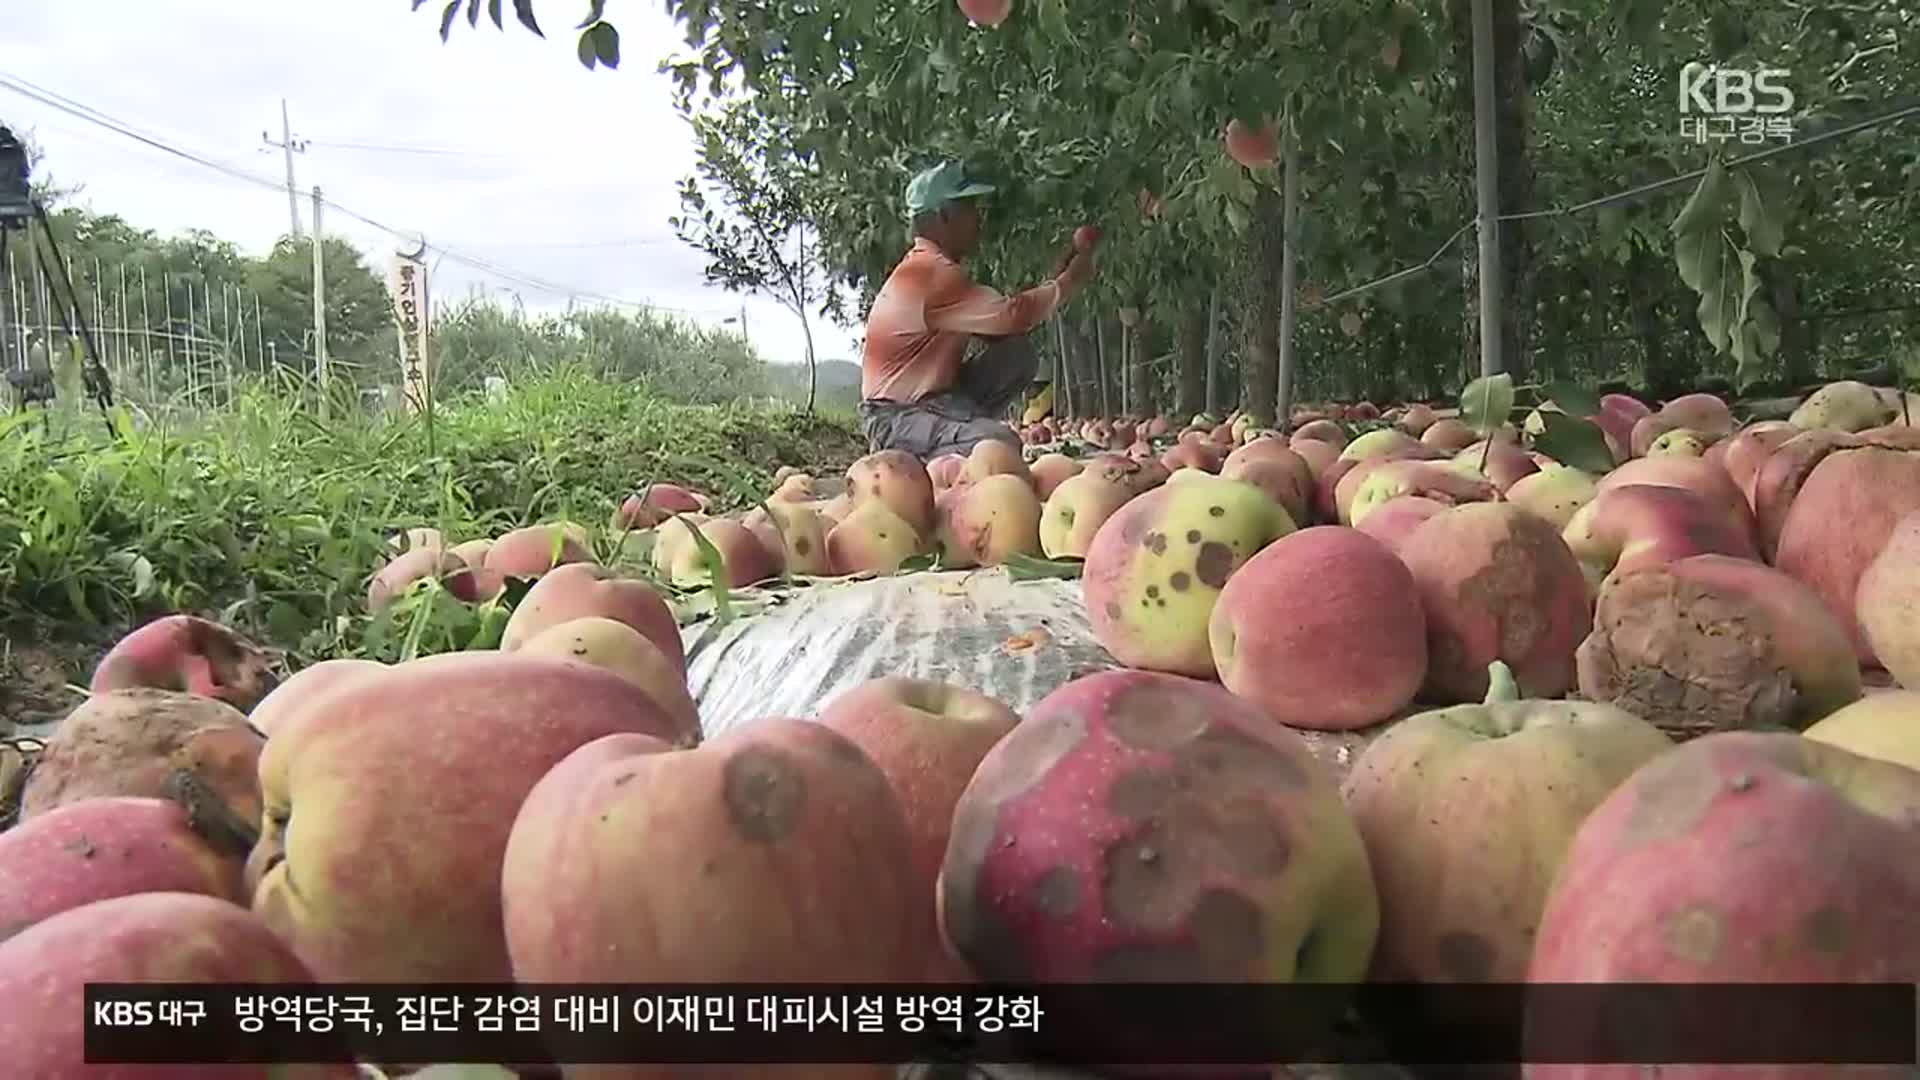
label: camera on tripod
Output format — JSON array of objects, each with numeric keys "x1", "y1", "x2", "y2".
[{"x1": 0, "y1": 122, "x2": 114, "y2": 420}]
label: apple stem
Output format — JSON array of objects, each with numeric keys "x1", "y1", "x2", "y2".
[{"x1": 1483, "y1": 660, "x2": 1521, "y2": 705}]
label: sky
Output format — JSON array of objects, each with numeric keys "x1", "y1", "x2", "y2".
[{"x1": 0, "y1": 0, "x2": 862, "y2": 369}]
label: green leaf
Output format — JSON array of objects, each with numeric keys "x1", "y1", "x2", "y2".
[
  {"x1": 511, "y1": 0, "x2": 542, "y2": 36},
  {"x1": 1460, "y1": 372, "x2": 1516, "y2": 435},
  {"x1": 576, "y1": 28, "x2": 598, "y2": 68},
  {"x1": 675, "y1": 513, "x2": 734, "y2": 623},
  {"x1": 1004, "y1": 553, "x2": 1084, "y2": 581},
  {"x1": 438, "y1": 0, "x2": 461, "y2": 40},
  {"x1": 1732, "y1": 164, "x2": 1790, "y2": 258},
  {"x1": 590, "y1": 22, "x2": 620, "y2": 68},
  {"x1": 486, "y1": 0, "x2": 502, "y2": 29},
  {"x1": 897, "y1": 553, "x2": 938, "y2": 574},
  {"x1": 1542, "y1": 380, "x2": 1601, "y2": 419},
  {"x1": 1533, "y1": 412, "x2": 1617, "y2": 474},
  {"x1": 1670, "y1": 158, "x2": 1729, "y2": 238},
  {"x1": 1691, "y1": 231, "x2": 1741, "y2": 354}
]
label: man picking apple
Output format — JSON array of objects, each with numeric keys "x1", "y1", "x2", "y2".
[{"x1": 859, "y1": 160, "x2": 1100, "y2": 460}]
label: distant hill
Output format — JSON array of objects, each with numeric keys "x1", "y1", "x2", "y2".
[{"x1": 762, "y1": 359, "x2": 861, "y2": 410}]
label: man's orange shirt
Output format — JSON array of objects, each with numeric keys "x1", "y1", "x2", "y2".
[{"x1": 861, "y1": 238, "x2": 1064, "y2": 403}]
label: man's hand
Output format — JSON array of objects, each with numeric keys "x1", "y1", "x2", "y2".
[{"x1": 1059, "y1": 249, "x2": 1097, "y2": 292}]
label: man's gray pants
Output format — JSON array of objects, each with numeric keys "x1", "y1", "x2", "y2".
[{"x1": 859, "y1": 333, "x2": 1040, "y2": 462}]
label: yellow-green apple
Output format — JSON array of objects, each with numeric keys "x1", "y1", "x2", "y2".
[
  {"x1": 1858, "y1": 510, "x2": 1920, "y2": 688},
  {"x1": 1505, "y1": 466, "x2": 1599, "y2": 530},
  {"x1": 816, "y1": 678, "x2": 1021, "y2": 981},
  {"x1": 1577, "y1": 554, "x2": 1863, "y2": 736},
  {"x1": 1561, "y1": 484, "x2": 1760, "y2": 598},
  {"x1": 742, "y1": 499, "x2": 832, "y2": 576},
  {"x1": 941, "y1": 669, "x2": 1378, "y2": 987},
  {"x1": 89, "y1": 614, "x2": 279, "y2": 714},
  {"x1": 516, "y1": 616, "x2": 700, "y2": 739},
  {"x1": 248, "y1": 658, "x2": 387, "y2": 737},
  {"x1": 1348, "y1": 460, "x2": 1497, "y2": 528},
  {"x1": 20, "y1": 691, "x2": 263, "y2": 847},
  {"x1": 962, "y1": 438, "x2": 1031, "y2": 485},
  {"x1": 1029, "y1": 452, "x2": 1083, "y2": 499},
  {"x1": 499, "y1": 561, "x2": 684, "y2": 673},
  {"x1": 0, "y1": 892, "x2": 346, "y2": 1080},
  {"x1": 1790, "y1": 379, "x2": 1893, "y2": 432},
  {"x1": 0, "y1": 797, "x2": 246, "y2": 941},
  {"x1": 934, "y1": 473, "x2": 1044, "y2": 568},
  {"x1": 1803, "y1": 691, "x2": 1920, "y2": 771},
  {"x1": 246, "y1": 651, "x2": 694, "y2": 983},
  {"x1": 1420, "y1": 417, "x2": 1480, "y2": 452},
  {"x1": 1526, "y1": 731, "x2": 1920, "y2": 1079},
  {"x1": 1210, "y1": 526, "x2": 1427, "y2": 730},
  {"x1": 484, "y1": 523, "x2": 594, "y2": 579},
  {"x1": 1647, "y1": 427, "x2": 1711, "y2": 457},
  {"x1": 1039, "y1": 460, "x2": 1152, "y2": 558},
  {"x1": 1774, "y1": 442, "x2": 1920, "y2": 664},
  {"x1": 827, "y1": 499, "x2": 924, "y2": 575},
  {"x1": 1082, "y1": 473, "x2": 1298, "y2": 677},
  {"x1": 501, "y1": 721, "x2": 919, "y2": 986},
  {"x1": 1400, "y1": 503, "x2": 1592, "y2": 703},
  {"x1": 1340, "y1": 427, "x2": 1425, "y2": 463},
  {"x1": 1354, "y1": 495, "x2": 1450, "y2": 553},
  {"x1": 847, "y1": 449, "x2": 936, "y2": 534},
  {"x1": 1342, "y1": 661, "x2": 1672, "y2": 983},
  {"x1": 647, "y1": 512, "x2": 712, "y2": 578}
]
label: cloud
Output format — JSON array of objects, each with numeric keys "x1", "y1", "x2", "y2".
[{"x1": 0, "y1": 0, "x2": 862, "y2": 369}]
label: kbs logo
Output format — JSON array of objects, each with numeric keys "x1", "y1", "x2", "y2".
[
  {"x1": 1679, "y1": 63, "x2": 1795, "y2": 115},
  {"x1": 1677, "y1": 63, "x2": 1794, "y2": 145}
]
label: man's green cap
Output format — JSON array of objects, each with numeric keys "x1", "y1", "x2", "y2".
[{"x1": 905, "y1": 161, "x2": 996, "y2": 219}]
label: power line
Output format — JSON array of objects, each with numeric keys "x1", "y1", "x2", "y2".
[
  {"x1": 303, "y1": 138, "x2": 511, "y2": 159},
  {"x1": 0, "y1": 71, "x2": 734, "y2": 321}
]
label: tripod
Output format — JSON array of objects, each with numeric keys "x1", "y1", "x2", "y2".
[{"x1": 0, "y1": 201, "x2": 115, "y2": 422}]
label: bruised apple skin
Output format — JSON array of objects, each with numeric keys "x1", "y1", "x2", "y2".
[
  {"x1": 0, "y1": 796, "x2": 246, "y2": 942},
  {"x1": 19, "y1": 690, "x2": 265, "y2": 850},
  {"x1": 90, "y1": 614, "x2": 279, "y2": 714},
  {"x1": 1081, "y1": 473, "x2": 1297, "y2": 678},
  {"x1": 1575, "y1": 555, "x2": 1863, "y2": 738},
  {"x1": 1524, "y1": 732, "x2": 1920, "y2": 1080},
  {"x1": 939, "y1": 669, "x2": 1378, "y2": 987},
  {"x1": 1399, "y1": 504, "x2": 1592, "y2": 704},
  {"x1": 846, "y1": 449, "x2": 937, "y2": 536}
]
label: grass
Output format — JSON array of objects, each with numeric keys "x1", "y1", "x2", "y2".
[{"x1": 0, "y1": 365, "x2": 866, "y2": 680}]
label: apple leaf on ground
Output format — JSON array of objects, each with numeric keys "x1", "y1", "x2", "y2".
[
  {"x1": 1542, "y1": 380, "x2": 1602, "y2": 419},
  {"x1": 1533, "y1": 412, "x2": 1618, "y2": 475},
  {"x1": 1460, "y1": 372, "x2": 1516, "y2": 435},
  {"x1": 1004, "y1": 553, "x2": 1085, "y2": 581},
  {"x1": 897, "y1": 553, "x2": 938, "y2": 574}
]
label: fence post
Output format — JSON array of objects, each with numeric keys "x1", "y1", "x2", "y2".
[{"x1": 311, "y1": 187, "x2": 329, "y2": 415}]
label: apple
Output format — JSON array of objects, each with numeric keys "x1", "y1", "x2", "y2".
[
  {"x1": 89, "y1": 614, "x2": 278, "y2": 714},
  {"x1": 499, "y1": 561, "x2": 686, "y2": 675},
  {"x1": 246, "y1": 652, "x2": 696, "y2": 982}
]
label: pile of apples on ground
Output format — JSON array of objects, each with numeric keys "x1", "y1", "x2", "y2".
[{"x1": 1, "y1": 378, "x2": 1917, "y2": 1077}]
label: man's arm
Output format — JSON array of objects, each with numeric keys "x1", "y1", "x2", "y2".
[{"x1": 924, "y1": 253, "x2": 1095, "y2": 338}]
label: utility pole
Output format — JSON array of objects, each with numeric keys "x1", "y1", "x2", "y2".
[
  {"x1": 738, "y1": 303, "x2": 749, "y2": 343},
  {"x1": 263, "y1": 99, "x2": 309, "y2": 238},
  {"x1": 311, "y1": 186, "x2": 329, "y2": 412}
]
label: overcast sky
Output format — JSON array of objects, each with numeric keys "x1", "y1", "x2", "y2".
[{"x1": 0, "y1": 0, "x2": 861, "y2": 369}]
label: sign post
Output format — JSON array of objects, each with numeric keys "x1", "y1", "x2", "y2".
[{"x1": 388, "y1": 242, "x2": 434, "y2": 452}]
